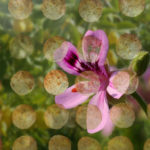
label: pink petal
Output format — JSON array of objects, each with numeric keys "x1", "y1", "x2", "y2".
[
  {"x1": 55, "y1": 85, "x2": 91, "y2": 109},
  {"x1": 54, "y1": 41, "x2": 82, "y2": 75},
  {"x1": 87, "y1": 91, "x2": 109, "y2": 134},
  {"x1": 82, "y1": 30, "x2": 109, "y2": 65},
  {"x1": 107, "y1": 71, "x2": 130, "y2": 99},
  {"x1": 102, "y1": 115, "x2": 114, "y2": 137}
]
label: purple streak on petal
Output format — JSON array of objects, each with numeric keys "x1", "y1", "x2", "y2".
[
  {"x1": 54, "y1": 41, "x2": 82, "y2": 75},
  {"x1": 87, "y1": 91, "x2": 109, "y2": 134},
  {"x1": 98, "y1": 65, "x2": 109, "y2": 79},
  {"x1": 82, "y1": 30, "x2": 109, "y2": 65},
  {"x1": 102, "y1": 115, "x2": 114, "y2": 137},
  {"x1": 55, "y1": 85, "x2": 91, "y2": 109},
  {"x1": 54, "y1": 41, "x2": 92, "y2": 75}
]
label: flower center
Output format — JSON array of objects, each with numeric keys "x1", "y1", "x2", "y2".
[{"x1": 74, "y1": 71, "x2": 108, "y2": 94}]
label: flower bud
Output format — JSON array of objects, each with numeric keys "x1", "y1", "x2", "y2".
[{"x1": 130, "y1": 51, "x2": 150, "y2": 76}]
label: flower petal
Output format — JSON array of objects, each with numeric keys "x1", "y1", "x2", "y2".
[
  {"x1": 102, "y1": 115, "x2": 114, "y2": 137},
  {"x1": 107, "y1": 71, "x2": 130, "y2": 99},
  {"x1": 82, "y1": 30, "x2": 109, "y2": 65},
  {"x1": 54, "y1": 41, "x2": 82, "y2": 75},
  {"x1": 55, "y1": 85, "x2": 91, "y2": 109},
  {"x1": 87, "y1": 91, "x2": 109, "y2": 134}
]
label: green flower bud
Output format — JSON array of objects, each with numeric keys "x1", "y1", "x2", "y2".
[{"x1": 130, "y1": 51, "x2": 149, "y2": 76}]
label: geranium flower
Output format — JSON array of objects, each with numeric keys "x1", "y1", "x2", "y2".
[{"x1": 54, "y1": 30, "x2": 129, "y2": 134}]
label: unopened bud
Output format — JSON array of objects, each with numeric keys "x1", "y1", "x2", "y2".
[{"x1": 130, "y1": 51, "x2": 149, "y2": 76}]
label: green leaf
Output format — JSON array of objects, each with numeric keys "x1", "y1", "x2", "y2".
[{"x1": 117, "y1": 21, "x2": 136, "y2": 29}]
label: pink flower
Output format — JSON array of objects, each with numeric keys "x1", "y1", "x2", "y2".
[{"x1": 54, "y1": 30, "x2": 129, "y2": 134}]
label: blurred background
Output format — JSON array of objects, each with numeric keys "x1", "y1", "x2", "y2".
[{"x1": 0, "y1": 0, "x2": 150, "y2": 149}]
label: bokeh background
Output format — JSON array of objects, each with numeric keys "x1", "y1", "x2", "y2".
[{"x1": 0, "y1": 0, "x2": 150, "y2": 149}]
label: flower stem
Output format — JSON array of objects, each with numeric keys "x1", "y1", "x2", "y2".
[{"x1": 131, "y1": 91, "x2": 147, "y2": 114}]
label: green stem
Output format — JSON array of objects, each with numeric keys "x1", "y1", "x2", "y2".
[{"x1": 131, "y1": 91, "x2": 147, "y2": 114}]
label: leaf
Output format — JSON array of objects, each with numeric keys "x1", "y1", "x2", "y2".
[{"x1": 117, "y1": 21, "x2": 137, "y2": 29}]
